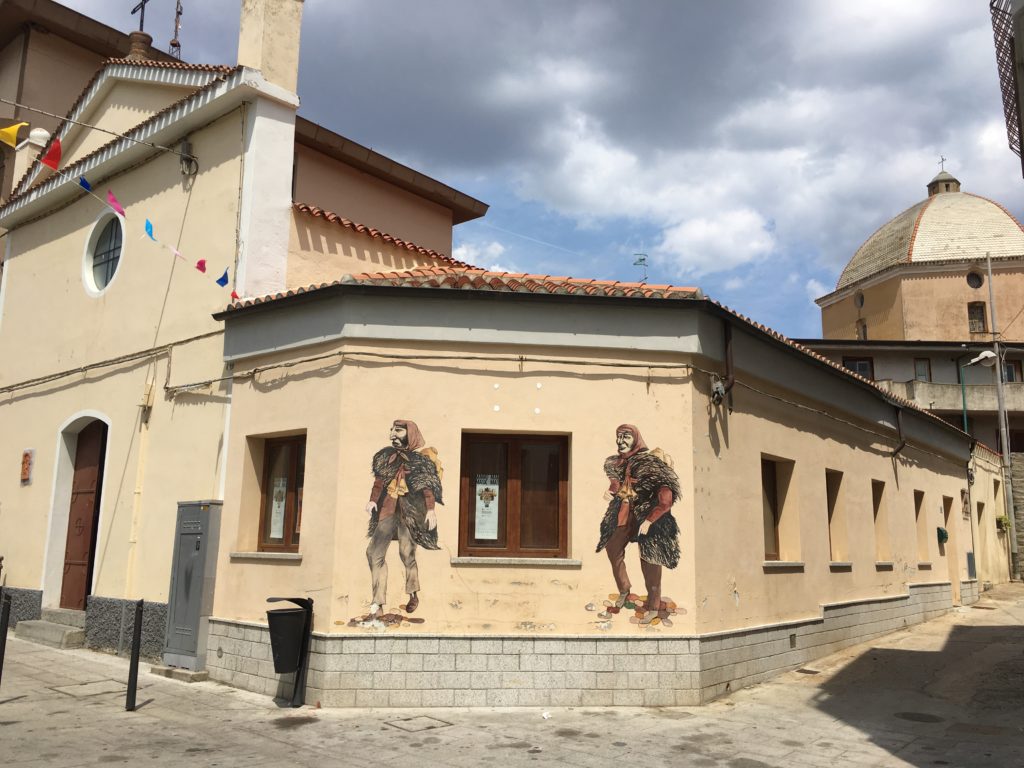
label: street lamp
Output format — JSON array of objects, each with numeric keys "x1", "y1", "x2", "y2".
[{"x1": 960, "y1": 350, "x2": 996, "y2": 433}]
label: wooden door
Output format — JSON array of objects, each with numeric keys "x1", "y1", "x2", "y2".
[{"x1": 60, "y1": 421, "x2": 107, "y2": 610}]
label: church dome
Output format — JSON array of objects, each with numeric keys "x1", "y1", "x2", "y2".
[{"x1": 835, "y1": 172, "x2": 1024, "y2": 290}]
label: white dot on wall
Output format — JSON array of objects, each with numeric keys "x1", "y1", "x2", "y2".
[
  {"x1": 493, "y1": 405, "x2": 501, "y2": 412},
  {"x1": 534, "y1": 407, "x2": 541, "y2": 414},
  {"x1": 536, "y1": 383, "x2": 543, "y2": 389},
  {"x1": 494, "y1": 383, "x2": 500, "y2": 389}
]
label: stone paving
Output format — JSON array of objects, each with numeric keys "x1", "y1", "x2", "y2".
[{"x1": 1, "y1": 584, "x2": 1022, "y2": 767}]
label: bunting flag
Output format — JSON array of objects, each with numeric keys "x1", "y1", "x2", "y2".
[
  {"x1": 40, "y1": 138, "x2": 61, "y2": 170},
  {"x1": 171, "y1": 247, "x2": 185, "y2": 261},
  {"x1": 0, "y1": 122, "x2": 28, "y2": 148},
  {"x1": 106, "y1": 190, "x2": 126, "y2": 218},
  {"x1": 231, "y1": 291, "x2": 240, "y2": 300},
  {"x1": 144, "y1": 219, "x2": 156, "y2": 241},
  {"x1": 78, "y1": 176, "x2": 92, "y2": 192},
  {"x1": 195, "y1": 259, "x2": 206, "y2": 273},
  {"x1": 216, "y1": 269, "x2": 229, "y2": 287}
]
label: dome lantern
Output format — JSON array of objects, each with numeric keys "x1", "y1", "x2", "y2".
[{"x1": 927, "y1": 170, "x2": 961, "y2": 196}]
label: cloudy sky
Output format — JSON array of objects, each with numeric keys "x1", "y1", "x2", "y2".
[{"x1": 65, "y1": 0, "x2": 1024, "y2": 337}]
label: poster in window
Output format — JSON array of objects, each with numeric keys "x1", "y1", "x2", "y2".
[
  {"x1": 270, "y1": 477, "x2": 287, "y2": 539},
  {"x1": 475, "y1": 474, "x2": 500, "y2": 540}
]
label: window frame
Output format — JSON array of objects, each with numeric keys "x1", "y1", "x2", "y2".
[
  {"x1": 967, "y1": 302, "x2": 988, "y2": 334},
  {"x1": 458, "y1": 433, "x2": 569, "y2": 558},
  {"x1": 1003, "y1": 359, "x2": 1023, "y2": 383},
  {"x1": 257, "y1": 435, "x2": 306, "y2": 553},
  {"x1": 913, "y1": 358, "x2": 931, "y2": 382},
  {"x1": 82, "y1": 213, "x2": 125, "y2": 296},
  {"x1": 842, "y1": 356, "x2": 874, "y2": 380}
]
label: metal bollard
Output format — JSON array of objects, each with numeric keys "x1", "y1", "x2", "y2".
[
  {"x1": 125, "y1": 599, "x2": 144, "y2": 711},
  {"x1": 0, "y1": 593, "x2": 11, "y2": 690}
]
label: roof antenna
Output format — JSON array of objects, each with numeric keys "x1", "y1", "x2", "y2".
[
  {"x1": 170, "y1": 1, "x2": 184, "y2": 59},
  {"x1": 633, "y1": 253, "x2": 649, "y2": 283}
]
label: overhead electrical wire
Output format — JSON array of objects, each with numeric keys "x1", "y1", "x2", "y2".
[{"x1": 0, "y1": 95, "x2": 193, "y2": 160}]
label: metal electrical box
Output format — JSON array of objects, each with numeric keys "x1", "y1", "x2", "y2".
[{"x1": 163, "y1": 500, "x2": 221, "y2": 670}]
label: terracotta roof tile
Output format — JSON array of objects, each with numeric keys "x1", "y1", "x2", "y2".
[
  {"x1": 225, "y1": 267, "x2": 701, "y2": 311},
  {"x1": 292, "y1": 203, "x2": 474, "y2": 269}
]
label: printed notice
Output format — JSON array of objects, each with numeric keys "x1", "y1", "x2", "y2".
[
  {"x1": 270, "y1": 477, "x2": 287, "y2": 539},
  {"x1": 475, "y1": 474, "x2": 500, "y2": 540}
]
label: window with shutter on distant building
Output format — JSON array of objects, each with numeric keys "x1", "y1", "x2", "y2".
[
  {"x1": 913, "y1": 358, "x2": 931, "y2": 382},
  {"x1": 842, "y1": 357, "x2": 874, "y2": 380},
  {"x1": 968, "y1": 302, "x2": 988, "y2": 333}
]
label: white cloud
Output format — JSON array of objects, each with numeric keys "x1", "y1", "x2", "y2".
[
  {"x1": 805, "y1": 278, "x2": 828, "y2": 302},
  {"x1": 452, "y1": 240, "x2": 514, "y2": 272},
  {"x1": 654, "y1": 209, "x2": 776, "y2": 277}
]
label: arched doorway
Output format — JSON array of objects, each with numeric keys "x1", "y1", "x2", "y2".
[{"x1": 58, "y1": 420, "x2": 108, "y2": 610}]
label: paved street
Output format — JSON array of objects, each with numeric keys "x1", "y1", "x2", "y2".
[{"x1": 1, "y1": 584, "x2": 1023, "y2": 767}]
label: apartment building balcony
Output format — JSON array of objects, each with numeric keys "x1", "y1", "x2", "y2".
[{"x1": 880, "y1": 380, "x2": 1024, "y2": 414}]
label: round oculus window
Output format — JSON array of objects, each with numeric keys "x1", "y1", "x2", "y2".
[
  {"x1": 87, "y1": 216, "x2": 123, "y2": 292},
  {"x1": 853, "y1": 291, "x2": 865, "y2": 308},
  {"x1": 966, "y1": 271, "x2": 984, "y2": 289}
]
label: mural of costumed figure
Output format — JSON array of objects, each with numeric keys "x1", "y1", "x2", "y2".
[
  {"x1": 364, "y1": 419, "x2": 442, "y2": 620},
  {"x1": 596, "y1": 424, "x2": 681, "y2": 625}
]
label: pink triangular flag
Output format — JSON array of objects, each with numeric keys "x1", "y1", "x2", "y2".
[
  {"x1": 231, "y1": 290, "x2": 240, "y2": 300},
  {"x1": 195, "y1": 259, "x2": 207, "y2": 273},
  {"x1": 106, "y1": 190, "x2": 126, "y2": 217},
  {"x1": 41, "y1": 138, "x2": 62, "y2": 170},
  {"x1": 171, "y1": 247, "x2": 185, "y2": 261}
]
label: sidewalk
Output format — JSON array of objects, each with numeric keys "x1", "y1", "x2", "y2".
[{"x1": 1, "y1": 584, "x2": 1023, "y2": 767}]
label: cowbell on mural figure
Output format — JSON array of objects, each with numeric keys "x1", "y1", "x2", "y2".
[
  {"x1": 596, "y1": 424, "x2": 681, "y2": 625},
  {"x1": 365, "y1": 420, "x2": 442, "y2": 618}
]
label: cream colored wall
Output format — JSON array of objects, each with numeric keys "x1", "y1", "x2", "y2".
[
  {"x1": 0, "y1": 110, "x2": 242, "y2": 384},
  {"x1": 293, "y1": 144, "x2": 454, "y2": 255},
  {"x1": 970, "y1": 447, "x2": 1013, "y2": 585},
  {"x1": 901, "y1": 270, "x2": 1024, "y2": 342},
  {"x1": 0, "y1": 110, "x2": 244, "y2": 602},
  {"x1": 287, "y1": 212, "x2": 453, "y2": 288},
  {"x1": 821, "y1": 277, "x2": 905, "y2": 339},
  {"x1": 60, "y1": 80, "x2": 195, "y2": 169},
  {"x1": 214, "y1": 339, "x2": 696, "y2": 635},
  {"x1": 691, "y1": 369, "x2": 976, "y2": 633},
  {"x1": 20, "y1": 32, "x2": 105, "y2": 135}
]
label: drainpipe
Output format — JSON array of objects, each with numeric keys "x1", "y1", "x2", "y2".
[
  {"x1": 714, "y1": 320, "x2": 735, "y2": 413},
  {"x1": 889, "y1": 406, "x2": 906, "y2": 457}
]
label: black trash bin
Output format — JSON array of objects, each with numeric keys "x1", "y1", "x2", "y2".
[{"x1": 267, "y1": 607, "x2": 306, "y2": 674}]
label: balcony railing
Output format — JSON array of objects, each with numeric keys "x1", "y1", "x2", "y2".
[{"x1": 882, "y1": 380, "x2": 1024, "y2": 412}]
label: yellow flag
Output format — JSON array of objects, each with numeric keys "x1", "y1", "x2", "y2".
[{"x1": 0, "y1": 122, "x2": 27, "y2": 148}]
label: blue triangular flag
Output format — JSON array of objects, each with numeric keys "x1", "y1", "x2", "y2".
[
  {"x1": 144, "y1": 219, "x2": 155, "y2": 241},
  {"x1": 78, "y1": 176, "x2": 92, "y2": 191},
  {"x1": 216, "y1": 268, "x2": 229, "y2": 287}
]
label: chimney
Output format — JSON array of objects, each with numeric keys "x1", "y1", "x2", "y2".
[
  {"x1": 126, "y1": 31, "x2": 153, "y2": 61},
  {"x1": 237, "y1": 0, "x2": 305, "y2": 93}
]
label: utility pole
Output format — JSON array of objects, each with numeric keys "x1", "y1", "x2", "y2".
[{"x1": 987, "y1": 252, "x2": 1021, "y2": 578}]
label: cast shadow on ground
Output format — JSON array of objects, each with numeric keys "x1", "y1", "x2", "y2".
[{"x1": 811, "y1": 622, "x2": 1024, "y2": 767}]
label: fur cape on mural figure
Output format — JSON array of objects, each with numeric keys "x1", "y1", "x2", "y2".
[
  {"x1": 364, "y1": 419, "x2": 442, "y2": 619},
  {"x1": 596, "y1": 424, "x2": 680, "y2": 623}
]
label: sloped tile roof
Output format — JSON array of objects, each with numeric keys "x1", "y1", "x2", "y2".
[
  {"x1": 8, "y1": 59, "x2": 240, "y2": 201},
  {"x1": 292, "y1": 203, "x2": 473, "y2": 268},
  {"x1": 836, "y1": 191, "x2": 1024, "y2": 291},
  {"x1": 225, "y1": 267, "x2": 701, "y2": 311}
]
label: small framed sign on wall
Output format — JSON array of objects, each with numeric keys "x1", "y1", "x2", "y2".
[{"x1": 21, "y1": 449, "x2": 34, "y2": 485}]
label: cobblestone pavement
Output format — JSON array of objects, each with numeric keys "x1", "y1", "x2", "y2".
[{"x1": 1, "y1": 584, "x2": 1022, "y2": 767}]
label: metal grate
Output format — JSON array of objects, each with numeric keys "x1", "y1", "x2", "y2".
[{"x1": 990, "y1": 0, "x2": 1024, "y2": 176}]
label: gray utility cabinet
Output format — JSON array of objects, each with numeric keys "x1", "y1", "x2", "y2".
[{"x1": 163, "y1": 500, "x2": 221, "y2": 670}]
